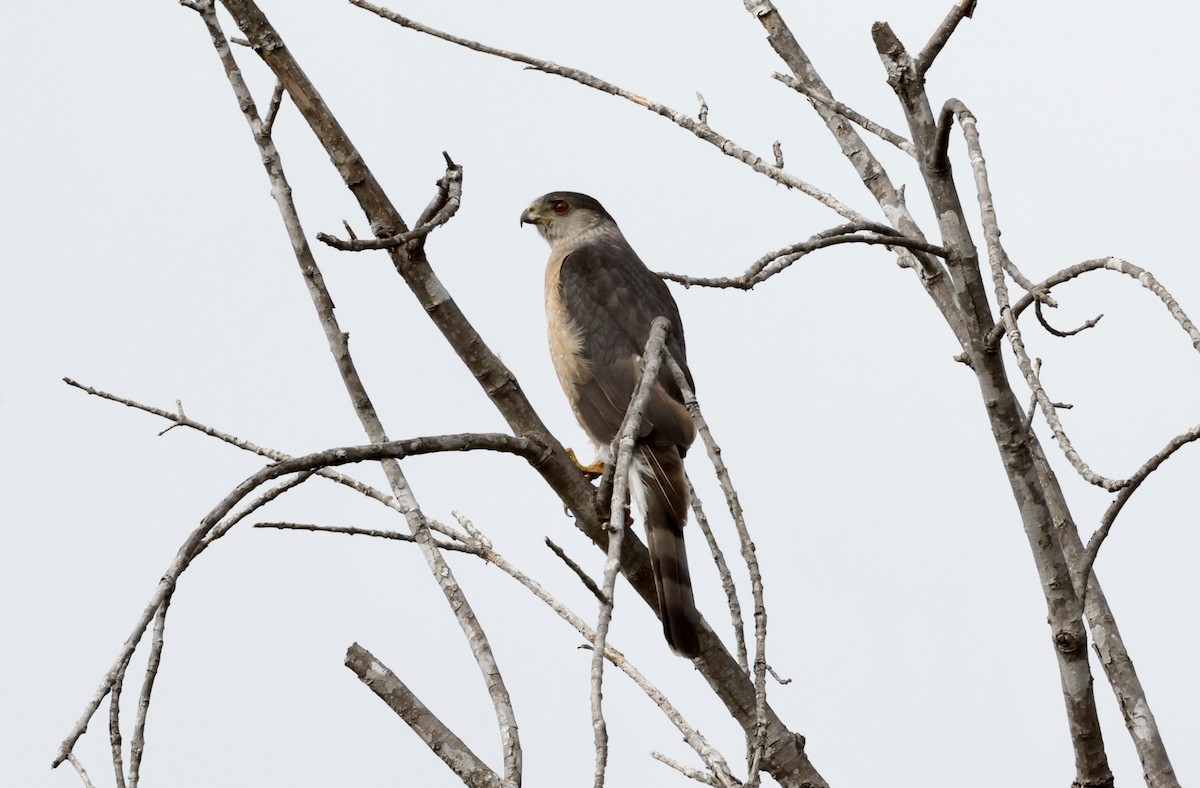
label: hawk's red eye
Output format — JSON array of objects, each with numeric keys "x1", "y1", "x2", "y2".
[{"x1": 551, "y1": 200, "x2": 569, "y2": 215}]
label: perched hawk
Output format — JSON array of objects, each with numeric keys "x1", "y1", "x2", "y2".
[{"x1": 520, "y1": 191, "x2": 701, "y2": 658}]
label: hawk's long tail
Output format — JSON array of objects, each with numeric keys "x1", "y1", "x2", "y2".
[{"x1": 636, "y1": 444, "x2": 702, "y2": 658}]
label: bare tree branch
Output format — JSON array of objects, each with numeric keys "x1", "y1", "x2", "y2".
[
  {"x1": 351, "y1": 0, "x2": 865, "y2": 223},
  {"x1": 942, "y1": 99, "x2": 1125, "y2": 492},
  {"x1": 658, "y1": 221, "x2": 948, "y2": 290},
  {"x1": 873, "y1": 25, "x2": 1113, "y2": 787},
  {"x1": 744, "y1": 0, "x2": 969, "y2": 351},
  {"x1": 772, "y1": 72, "x2": 915, "y2": 155},
  {"x1": 1035, "y1": 300, "x2": 1103, "y2": 338},
  {"x1": 317, "y1": 155, "x2": 463, "y2": 251},
  {"x1": 591, "y1": 317, "x2": 675, "y2": 787},
  {"x1": 62, "y1": 378, "x2": 416, "y2": 518},
  {"x1": 52, "y1": 432, "x2": 541, "y2": 769},
  {"x1": 1030, "y1": 448, "x2": 1178, "y2": 786},
  {"x1": 997, "y1": 257, "x2": 1200, "y2": 353},
  {"x1": 545, "y1": 538, "x2": 607, "y2": 604},
  {"x1": 67, "y1": 754, "x2": 97, "y2": 788},
  {"x1": 108, "y1": 668, "x2": 127, "y2": 788},
  {"x1": 1080, "y1": 423, "x2": 1200, "y2": 592},
  {"x1": 128, "y1": 600, "x2": 170, "y2": 788},
  {"x1": 261, "y1": 79, "x2": 285, "y2": 136},
  {"x1": 650, "y1": 751, "x2": 720, "y2": 785},
  {"x1": 688, "y1": 479, "x2": 749, "y2": 675},
  {"x1": 915, "y1": 0, "x2": 977, "y2": 75},
  {"x1": 667, "y1": 355, "x2": 768, "y2": 783},
  {"x1": 255, "y1": 521, "x2": 479, "y2": 553},
  {"x1": 345, "y1": 643, "x2": 505, "y2": 788}
]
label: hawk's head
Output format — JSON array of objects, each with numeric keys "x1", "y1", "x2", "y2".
[{"x1": 520, "y1": 191, "x2": 614, "y2": 245}]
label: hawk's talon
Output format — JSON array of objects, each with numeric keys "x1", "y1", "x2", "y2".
[{"x1": 566, "y1": 448, "x2": 606, "y2": 480}]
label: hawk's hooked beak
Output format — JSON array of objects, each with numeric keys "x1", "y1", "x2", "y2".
[{"x1": 519, "y1": 205, "x2": 544, "y2": 227}]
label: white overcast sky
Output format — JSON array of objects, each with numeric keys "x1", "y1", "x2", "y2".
[{"x1": 4, "y1": 2, "x2": 1198, "y2": 786}]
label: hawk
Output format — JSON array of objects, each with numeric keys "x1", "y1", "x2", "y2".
[{"x1": 520, "y1": 191, "x2": 701, "y2": 658}]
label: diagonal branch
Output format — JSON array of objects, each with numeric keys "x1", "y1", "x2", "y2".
[
  {"x1": 203, "y1": 3, "x2": 527, "y2": 781},
  {"x1": 772, "y1": 72, "x2": 915, "y2": 156},
  {"x1": 346, "y1": 644, "x2": 504, "y2": 788},
  {"x1": 351, "y1": 0, "x2": 865, "y2": 223},
  {"x1": 1080, "y1": 423, "x2": 1200, "y2": 593},
  {"x1": 666, "y1": 355, "x2": 769, "y2": 783},
  {"x1": 873, "y1": 25, "x2": 1115, "y2": 788},
  {"x1": 216, "y1": 3, "x2": 825, "y2": 784},
  {"x1": 53, "y1": 430, "x2": 544, "y2": 770},
  {"x1": 744, "y1": 1, "x2": 970, "y2": 351},
  {"x1": 941, "y1": 98, "x2": 1125, "y2": 492},
  {"x1": 915, "y1": 0, "x2": 977, "y2": 76}
]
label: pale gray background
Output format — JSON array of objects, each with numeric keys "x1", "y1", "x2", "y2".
[{"x1": 4, "y1": 2, "x2": 1197, "y2": 786}]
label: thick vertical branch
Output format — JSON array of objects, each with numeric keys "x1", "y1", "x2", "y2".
[
  {"x1": 1031, "y1": 447, "x2": 1179, "y2": 788},
  {"x1": 871, "y1": 22, "x2": 1112, "y2": 788}
]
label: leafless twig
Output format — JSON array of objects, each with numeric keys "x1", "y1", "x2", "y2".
[
  {"x1": 688, "y1": 479, "x2": 748, "y2": 674},
  {"x1": 108, "y1": 667, "x2": 126, "y2": 788},
  {"x1": 915, "y1": 0, "x2": 977, "y2": 75},
  {"x1": 254, "y1": 521, "x2": 479, "y2": 553},
  {"x1": 1035, "y1": 300, "x2": 1103, "y2": 338},
  {"x1": 317, "y1": 154, "x2": 463, "y2": 251},
  {"x1": 186, "y1": 5, "x2": 527, "y2": 781},
  {"x1": 650, "y1": 751, "x2": 720, "y2": 785},
  {"x1": 996, "y1": 257, "x2": 1200, "y2": 353},
  {"x1": 128, "y1": 599, "x2": 170, "y2": 788},
  {"x1": 351, "y1": 0, "x2": 864, "y2": 222},
  {"x1": 545, "y1": 538, "x2": 606, "y2": 604},
  {"x1": 345, "y1": 644, "x2": 504, "y2": 788},
  {"x1": 1079, "y1": 423, "x2": 1200, "y2": 594},
  {"x1": 667, "y1": 355, "x2": 768, "y2": 783},
  {"x1": 261, "y1": 79, "x2": 285, "y2": 136},
  {"x1": 772, "y1": 72, "x2": 915, "y2": 155},
  {"x1": 658, "y1": 221, "x2": 948, "y2": 290},
  {"x1": 67, "y1": 754, "x2": 97, "y2": 788},
  {"x1": 592, "y1": 317, "x2": 673, "y2": 787},
  {"x1": 943, "y1": 98, "x2": 1125, "y2": 492}
]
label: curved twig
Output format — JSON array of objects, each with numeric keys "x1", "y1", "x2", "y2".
[
  {"x1": 658, "y1": 222, "x2": 948, "y2": 290},
  {"x1": 1034, "y1": 300, "x2": 1103, "y2": 338},
  {"x1": 995, "y1": 257, "x2": 1200, "y2": 353},
  {"x1": 1079, "y1": 423, "x2": 1200, "y2": 592},
  {"x1": 51, "y1": 432, "x2": 541, "y2": 769},
  {"x1": 943, "y1": 98, "x2": 1125, "y2": 492}
]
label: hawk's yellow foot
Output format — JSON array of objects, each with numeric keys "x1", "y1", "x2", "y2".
[{"x1": 566, "y1": 448, "x2": 606, "y2": 479}]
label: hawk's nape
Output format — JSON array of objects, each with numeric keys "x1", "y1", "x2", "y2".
[{"x1": 521, "y1": 191, "x2": 702, "y2": 658}]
